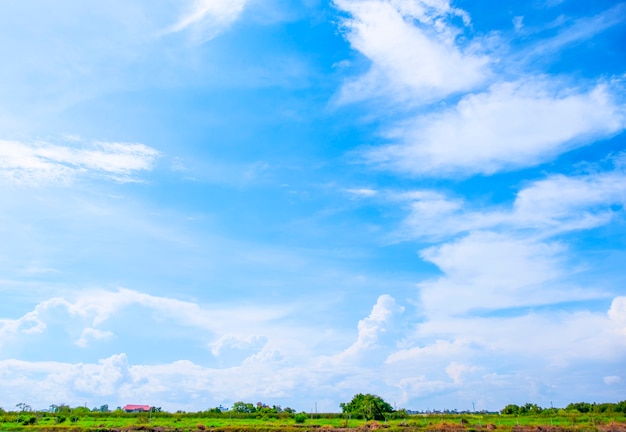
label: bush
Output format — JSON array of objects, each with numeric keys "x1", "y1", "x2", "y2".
[
  {"x1": 294, "y1": 413, "x2": 307, "y2": 424},
  {"x1": 22, "y1": 416, "x2": 37, "y2": 425}
]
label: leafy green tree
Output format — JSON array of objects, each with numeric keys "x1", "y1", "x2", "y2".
[
  {"x1": 232, "y1": 402, "x2": 256, "y2": 413},
  {"x1": 205, "y1": 407, "x2": 223, "y2": 414},
  {"x1": 72, "y1": 406, "x2": 91, "y2": 416},
  {"x1": 566, "y1": 402, "x2": 592, "y2": 413},
  {"x1": 340, "y1": 393, "x2": 394, "y2": 421},
  {"x1": 501, "y1": 404, "x2": 520, "y2": 415}
]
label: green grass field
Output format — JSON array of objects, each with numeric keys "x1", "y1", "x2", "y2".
[{"x1": 1, "y1": 411, "x2": 626, "y2": 432}]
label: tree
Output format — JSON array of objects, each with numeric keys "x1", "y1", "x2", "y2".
[
  {"x1": 501, "y1": 404, "x2": 520, "y2": 415},
  {"x1": 340, "y1": 394, "x2": 394, "y2": 421},
  {"x1": 232, "y1": 402, "x2": 256, "y2": 413}
]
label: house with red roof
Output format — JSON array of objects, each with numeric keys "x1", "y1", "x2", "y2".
[{"x1": 123, "y1": 404, "x2": 151, "y2": 413}]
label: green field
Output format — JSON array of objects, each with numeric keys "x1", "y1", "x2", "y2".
[{"x1": 1, "y1": 411, "x2": 625, "y2": 432}]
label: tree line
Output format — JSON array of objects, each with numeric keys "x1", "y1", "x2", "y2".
[
  {"x1": 500, "y1": 401, "x2": 626, "y2": 415},
  {"x1": 3, "y1": 396, "x2": 626, "y2": 421}
]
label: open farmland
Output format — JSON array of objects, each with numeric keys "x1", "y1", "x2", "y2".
[{"x1": 1, "y1": 410, "x2": 625, "y2": 432}]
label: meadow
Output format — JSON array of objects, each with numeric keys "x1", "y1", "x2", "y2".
[{"x1": 1, "y1": 409, "x2": 625, "y2": 432}]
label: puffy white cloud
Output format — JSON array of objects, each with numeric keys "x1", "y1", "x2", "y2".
[
  {"x1": 338, "y1": 294, "x2": 404, "y2": 359},
  {"x1": 609, "y1": 296, "x2": 626, "y2": 336},
  {"x1": 367, "y1": 80, "x2": 625, "y2": 176},
  {"x1": 334, "y1": 0, "x2": 489, "y2": 105},
  {"x1": 76, "y1": 328, "x2": 114, "y2": 348},
  {"x1": 0, "y1": 140, "x2": 160, "y2": 185}
]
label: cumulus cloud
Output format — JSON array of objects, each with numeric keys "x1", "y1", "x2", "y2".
[
  {"x1": 609, "y1": 296, "x2": 626, "y2": 336},
  {"x1": 0, "y1": 288, "x2": 292, "y2": 357},
  {"x1": 333, "y1": 294, "x2": 404, "y2": 361},
  {"x1": 334, "y1": 0, "x2": 489, "y2": 105},
  {"x1": 367, "y1": 80, "x2": 625, "y2": 176},
  {"x1": 76, "y1": 327, "x2": 114, "y2": 348},
  {"x1": 166, "y1": 0, "x2": 248, "y2": 43},
  {"x1": 0, "y1": 140, "x2": 160, "y2": 185}
]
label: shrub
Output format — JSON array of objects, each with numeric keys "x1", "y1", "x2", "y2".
[
  {"x1": 294, "y1": 413, "x2": 307, "y2": 424},
  {"x1": 22, "y1": 416, "x2": 37, "y2": 425}
]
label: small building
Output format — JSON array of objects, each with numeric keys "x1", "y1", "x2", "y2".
[{"x1": 123, "y1": 404, "x2": 151, "y2": 413}]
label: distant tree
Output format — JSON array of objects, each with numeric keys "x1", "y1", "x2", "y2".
[
  {"x1": 567, "y1": 402, "x2": 592, "y2": 413},
  {"x1": 232, "y1": 402, "x2": 256, "y2": 413},
  {"x1": 16, "y1": 403, "x2": 31, "y2": 413},
  {"x1": 501, "y1": 404, "x2": 520, "y2": 415},
  {"x1": 100, "y1": 404, "x2": 110, "y2": 413},
  {"x1": 522, "y1": 403, "x2": 542, "y2": 414},
  {"x1": 55, "y1": 405, "x2": 71, "y2": 415},
  {"x1": 340, "y1": 394, "x2": 394, "y2": 421},
  {"x1": 283, "y1": 407, "x2": 295, "y2": 414},
  {"x1": 72, "y1": 406, "x2": 91, "y2": 416},
  {"x1": 205, "y1": 407, "x2": 222, "y2": 414}
]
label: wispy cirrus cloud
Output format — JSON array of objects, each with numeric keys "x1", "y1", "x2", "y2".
[
  {"x1": 0, "y1": 140, "x2": 160, "y2": 185},
  {"x1": 516, "y1": 3, "x2": 626, "y2": 61},
  {"x1": 395, "y1": 158, "x2": 626, "y2": 240},
  {"x1": 165, "y1": 0, "x2": 248, "y2": 43}
]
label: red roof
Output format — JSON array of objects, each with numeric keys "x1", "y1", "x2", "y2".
[{"x1": 123, "y1": 405, "x2": 151, "y2": 411}]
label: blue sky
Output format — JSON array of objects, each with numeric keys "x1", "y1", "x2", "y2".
[{"x1": 0, "y1": 0, "x2": 625, "y2": 413}]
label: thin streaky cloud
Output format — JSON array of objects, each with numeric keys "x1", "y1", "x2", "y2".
[
  {"x1": 165, "y1": 0, "x2": 248, "y2": 43},
  {"x1": 0, "y1": 140, "x2": 160, "y2": 185},
  {"x1": 518, "y1": 3, "x2": 626, "y2": 60},
  {"x1": 394, "y1": 160, "x2": 626, "y2": 241}
]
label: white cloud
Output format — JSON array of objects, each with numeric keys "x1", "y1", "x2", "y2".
[
  {"x1": 367, "y1": 80, "x2": 625, "y2": 176},
  {"x1": 603, "y1": 375, "x2": 621, "y2": 385},
  {"x1": 416, "y1": 232, "x2": 599, "y2": 318},
  {"x1": 209, "y1": 334, "x2": 267, "y2": 356},
  {"x1": 331, "y1": 294, "x2": 404, "y2": 362},
  {"x1": 519, "y1": 4, "x2": 626, "y2": 61},
  {"x1": 0, "y1": 140, "x2": 160, "y2": 185},
  {"x1": 445, "y1": 362, "x2": 478, "y2": 384},
  {"x1": 397, "y1": 162, "x2": 626, "y2": 240},
  {"x1": 166, "y1": 0, "x2": 248, "y2": 43},
  {"x1": 334, "y1": 0, "x2": 489, "y2": 105},
  {"x1": 76, "y1": 327, "x2": 114, "y2": 348},
  {"x1": 0, "y1": 288, "x2": 294, "y2": 358},
  {"x1": 345, "y1": 188, "x2": 378, "y2": 198},
  {"x1": 609, "y1": 296, "x2": 626, "y2": 336}
]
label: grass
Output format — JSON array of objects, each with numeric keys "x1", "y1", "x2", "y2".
[{"x1": 1, "y1": 412, "x2": 625, "y2": 432}]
